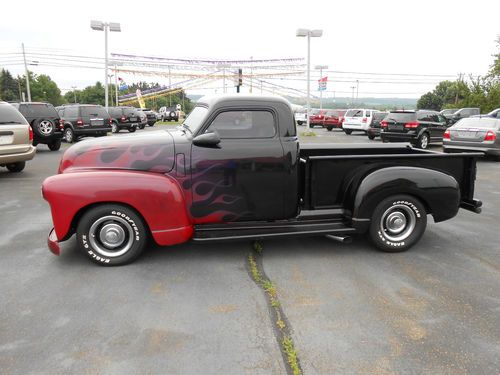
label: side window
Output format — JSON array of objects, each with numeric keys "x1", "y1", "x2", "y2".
[
  {"x1": 438, "y1": 114, "x2": 447, "y2": 123},
  {"x1": 417, "y1": 112, "x2": 430, "y2": 122},
  {"x1": 206, "y1": 110, "x2": 276, "y2": 139},
  {"x1": 64, "y1": 107, "x2": 78, "y2": 118},
  {"x1": 429, "y1": 114, "x2": 439, "y2": 122},
  {"x1": 353, "y1": 110, "x2": 363, "y2": 118}
]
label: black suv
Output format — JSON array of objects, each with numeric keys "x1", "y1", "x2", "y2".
[
  {"x1": 107, "y1": 106, "x2": 139, "y2": 133},
  {"x1": 380, "y1": 110, "x2": 448, "y2": 149},
  {"x1": 56, "y1": 104, "x2": 112, "y2": 143},
  {"x1": 140, "y1": 108, "x2": 157, "y2": 126},
  {"x1": 367, "y1": 111, "x2": 388, "y2": 140},
  {"x1": 10, "y1": 102, "x2": 63, "y2": 151}
]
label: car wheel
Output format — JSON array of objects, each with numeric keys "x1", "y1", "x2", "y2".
[
  {"x1": 148, "y1": 123, "x2": 155, "y2": 127},
  {"x1": 48, "y1": 139, "x2": 61, "y2": 151},
  {"x1": 170, "y1": 111, "x2": 176, "y2": 120},
  {"x1": 76, "y1": 204, "x2": 148, "y2": 266},
  {"x1": 111, "y1": 123, "x2": 118, "y2": 133},
  {"x1": 33, "y1": 119, "x2": 55, "y2": 138},
  {"x1": 416, "y1": 133, "x2": 429, "y2": 149},
  {"x1": 369, "y1": 194, "x2": 427, "y2": 253},
  {"x1": 138, "y1": 124, "x2": 145, "y2": 130},
  {"x1": 326, "y1": 126, "x2": 333, "y2": 131},
  {"x1": 128, "y1": 127, "x2": 136, "y2": 133},
  {"x1": 344, "y1": 129, "x2": 352, "y2": 135},
  {"x1": 368, "y1": 134, "x2": 376, "y2": 140},
  {"x1": 297, "y1": 121, "x2": 303, "y2": 126},
  {"x1": 64, "y1": 128, "x2": 75, "y2": 143},
  {"x1": 6, "y1": 162, "x2": 26, "y2": 173}
]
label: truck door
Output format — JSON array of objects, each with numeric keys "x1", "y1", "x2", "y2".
[{"x1": 190, "y1": 109, "x2": 287, "y2": 223}]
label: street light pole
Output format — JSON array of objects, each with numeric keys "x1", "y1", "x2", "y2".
[
  {"x1": 22, "y1": 43, "x2": 31, "y2": 102},
  {"x1": 296, "y1": 28, "x2": 323, "y2": 131},
  {"x1": 71, "y1": 86, "x2": 77, "y2": 103},
  {"x1": 315, "y1": 65, "x2": 328, "y2": 112}
]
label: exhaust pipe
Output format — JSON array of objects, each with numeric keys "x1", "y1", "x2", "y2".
[{"x1": 325, "y1": 234, "x2": 352, "y2": 244}]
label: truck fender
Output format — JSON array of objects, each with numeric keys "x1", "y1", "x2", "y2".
[
  {"x1": 42, "y1": 170, "x2": 193, "y2": 246},
  {"x1": 345, "y1": 166, "x2": 460, "y2": 232}
]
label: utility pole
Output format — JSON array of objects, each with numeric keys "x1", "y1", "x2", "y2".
[
  {"x1": 250, "y1": 56, "x2": 253, "y2": 94},
  {"x1": 356, "y1": 80, "x2": 359, "y2": 102},
  {"x1": 455, "y1": 73, "x2": 463, "y2": 105},
  {"x1": 350, "y1": 86, "x2": 356, "y2": 105},
  {"x1": 71, "y1": 86, "x2": 77, "y2": 103},
  {"x1": 168, "y1": 66, "x2": 172, "y2": 107},
  {"x1": 115, "y1": 65, "x2": 118, "y2": 106},
  {"x1": 22, "y1": 43, "x2": 31, "y2": 102},
  {"x1": 315, "y1": 65, "x2": 328, "y2": 111}
]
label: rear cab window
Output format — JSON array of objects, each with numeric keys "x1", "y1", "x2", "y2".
[
  {"x1": 207, "y1": 110, "x2": 276, "y2": 139},
  {"x1": 24, "y1": 103, "x2": 58, "y2": 118}
]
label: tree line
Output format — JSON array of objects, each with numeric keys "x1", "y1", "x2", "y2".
[
  {"x1": 417, "y1": 37, "x2": 500, "y2": 112},
  {"x1": 0, "y1": 69, "x2": 193, "y2": 112}
]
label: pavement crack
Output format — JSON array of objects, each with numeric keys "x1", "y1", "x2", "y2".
[{"x1": 246, "y1": 241, "x2": 303, "y2": 375}]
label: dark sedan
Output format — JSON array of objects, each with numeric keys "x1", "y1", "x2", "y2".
[{"x1": 443, "y1": 117, "x2": 500, "y2": 158}]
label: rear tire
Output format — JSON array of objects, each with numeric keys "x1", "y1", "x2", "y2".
[
  {"x1": 76, "y1": 204, "x2": 148, "y2": 266},
  {"x1": 64, "y1": 128, "x2": 75, "y2": 143},
  {"x1": 128, "y1": 127, "x2": 137, "y2": 132},
  {"x1": 6, "y1": 162, "x2": 26, "y2": 173},
  {"x1": 111, "y1": 123, "x2": 119, "y2": 133},
  {"x1": 344, "y1": 129, "x2": 352, "y2": 135},
  {"x1": 368, "y1": 134, "x2": 376, "y2": 140},
  {"x1": 326, "y1": 126, "x2": 333, "y2": 131},
  {"x1": 48, "y1": 139, "x2": 61, "y2": 151},
  {"x1": 416, "y1": 132, "x2": 429, "y2": 149},
  {"x1": 369, "y1": 194, "x2": 427, "y2": 253}
]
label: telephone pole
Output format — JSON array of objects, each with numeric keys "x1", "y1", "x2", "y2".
[{"x1": 22, "y1": 43, "x2": 31, "y2": 102}]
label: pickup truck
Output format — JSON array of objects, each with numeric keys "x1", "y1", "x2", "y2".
[{"x1": 42, "y1": 95, "x2": 483, "y2": 266}]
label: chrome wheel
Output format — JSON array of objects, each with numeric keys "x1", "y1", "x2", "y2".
[
  {"x1": 88, "y1": 215, "x2": 134, "y2": 258},
  {"x1": 38, "y1": 120, "x2": 53, "y2": 135},
  {"x1": 379, "y1": 204, "x2": 416, "y2": 242},
  {"x1": 64, "y1": 128, "x2": 73, "y2": 143},
  {"x1": 420, "y1": 134, "x2": 429, "y2": 149},
  {"x1": 111, "y1": 123, "x2": 118, "y2": 133}
]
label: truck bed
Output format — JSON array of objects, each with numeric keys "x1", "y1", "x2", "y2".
[{"x1": 299, "y1": 143, "x2": 482, "y2": 211}]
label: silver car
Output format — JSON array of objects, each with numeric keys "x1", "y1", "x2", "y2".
[{"x1": 443, "y1": 117, "x2": 500, "y2": 158}]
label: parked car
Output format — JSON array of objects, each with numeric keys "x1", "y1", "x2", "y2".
[
  {"x1": 107, "y1": 106, "x2": 139, "y2": 133},
  {"x1": 323, "y1": 109, "x2": 346, "y2": 131},
  {"x1": 367, "y1": 111, "x2": 389, "y2": 140},
  {"x1": 440, "y1": 109, "x2": 457, "y2": 117},
  {"x1": 472, "y1": 108, "x2": 500, "y2": 119},
  {"x1": 294, "y1": 109, "x2": 307, "y2": 125},
  {"x1": 309, "y1": 109, "x2": 325, "y2": 127},
  {"x1": 42, "y1": 94, "x2": 482, "y2": 266},
  {"x1": 136, "y1": 109, "x2": 148, "y2": 129},
  {"x1": 10, "y1": 102, "x2": 63, "y2": 151},
  {"x1": 159, "y1": 106, "x2": 179, "y2": 122},
  {"x1": 444, "y1": 108, "x2": 480, "y2": 125},
  {"x1": 380, "y1": 110, "x2": 448, "y2": 149},
  {"x1": 0, "y1": 101, "x2": 36, "y2": 172},
  {"x1": 56, "y1": 104, "x2": 112, "y2": 143},
  {"x1": 443, "y1": 117, "x2": 500, "y2": 158},
  {"x1": 342, "y1": 109, "x2": 379, "y2": 134},
  {"x1": 140, "y1": 108, "x2": 157, "y2": 126}
]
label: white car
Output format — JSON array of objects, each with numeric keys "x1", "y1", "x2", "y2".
[
  {"x1": 342, "y1": 109, "x2": 379, "y2": 134},
  {"x1": 294, "y1": 109, "x2": 307, "y2": 126}
]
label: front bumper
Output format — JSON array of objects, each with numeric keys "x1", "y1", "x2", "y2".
[{"x1": 47, "y1": 228, "x2": 60, "y2": 256}]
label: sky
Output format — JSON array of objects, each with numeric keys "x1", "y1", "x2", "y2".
[{"x1": 1, "y1": 0, "x2": 499, "y2": 100}]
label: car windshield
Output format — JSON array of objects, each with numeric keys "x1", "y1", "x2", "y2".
[
  {"x1": 345, "y1": 109, "x2": 363, "y2": 117},
  {"x1": 454, "y1": 118, "x2": 499, "y2": 129},
  {"x1": 183, "y1": 106, "x2": 208, "y2": 133},
  {"x1": 386, "y1": 112, "x2": 417, "y2": 122},
  {"x1": 81, "y1": 106, "x2": 108, "y2": 118},
  {"x1": 1, "y1": 104, "x2": 29, "y2": 125}
]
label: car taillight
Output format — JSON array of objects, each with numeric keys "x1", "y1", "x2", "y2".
[
  {"x1": 108, "y1": 118, "x2": 113, "y2": 124},
  {"x1": 443, "y1": 129, "x2": 450, "y2": 139},
  {"x1": 362, "y1": 118, "x2": 367, "y2": 123},
  {"x1": 380, "y1": 120, "x2": 388, "y2": 128},
  {"x1": 29, "y1": 126, "x2": 33, "y2": 142},
  {"x1": 404, "y1": 121, "x2": 419, "y2": 129},
  {"x1": 58, "y1": 119, "x2": 64, "y2": 129},
  {"x1": 76, "y1": 118, "x2": 84, "y2": 126},
  {"x1": 484, "y1": 130, "x2": 496, "y2": 141},
  {"x1": 120, "y1": 116, "x2": 126, "y2": 122}
]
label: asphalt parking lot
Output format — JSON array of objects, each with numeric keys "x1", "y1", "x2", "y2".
[{"x1": 1, "y1": 124, "x2": 499, "y2": 374}]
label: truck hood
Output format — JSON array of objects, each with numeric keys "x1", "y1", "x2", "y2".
[{"x1": 58, "y1": 130, "x2": 175, "y2": 173}]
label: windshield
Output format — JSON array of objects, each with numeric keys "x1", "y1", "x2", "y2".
[
  {"x1": 1, "y1": 104, "x2": 29, "y2": 125},
  {"x1": 454, "y1": 118, "x2": 499, "y2": 129},
  {"x1": 386, "y1": 112, "x2": 417, "y2": 122},
  {"x1": 184, "y1": 106, "x2": 208, "y2": 133}
]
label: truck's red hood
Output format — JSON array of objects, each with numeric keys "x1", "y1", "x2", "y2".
[{"x1": 58, "y1": 130, "x2": 175, "y2": 174}]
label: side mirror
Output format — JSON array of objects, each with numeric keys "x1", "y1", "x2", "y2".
[{"x1": 193, "y1": 131, "x2": 221, "y2": 147}]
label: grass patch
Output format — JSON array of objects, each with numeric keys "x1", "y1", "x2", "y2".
[
  {"x1": 248, "y1": 254, "x2": 262, "y2": 284},
  {"x1": 300, "y1": 130, "x2": 317, "y2": 137},
  {"x1": 155, "y1": 121, "x2": 181, "y2": 126},
  {"x1": 282, "y1": 336, "x2": 301, "y2": 375}
]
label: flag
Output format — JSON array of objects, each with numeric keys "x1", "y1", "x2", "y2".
[{"x1": 318, "y1": 76, "x2": 328, "y2": 91}]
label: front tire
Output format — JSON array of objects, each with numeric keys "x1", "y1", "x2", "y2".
[
  {"x1": 369, "y1": 195, "x2": 427, "y2": 253},
  {"x1": 128, "y1": 127, "x2": 137, "y2": 133},
  {"x1": 111, "y1": 123, "x2": 119, "y2": 133},
  {"x1": 76, "y1": 204, "x2": 148, "y2": 266},
  {"x1": 326, "y1": 126, "x2": 333, "y2": 131},
  {"x1": 6, "y1": 162, "x2": 26, "y2": 172},
  {"x1": 48, "y1": 139, "x2": 61, "y2": 151}
]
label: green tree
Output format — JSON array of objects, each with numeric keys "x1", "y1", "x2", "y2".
[
  {"x1": 0, "y1": 69, "x2": 20, "y2": 101},
  {"x1": 17, "y1": 71, "x2": 64, "y2": 105}
]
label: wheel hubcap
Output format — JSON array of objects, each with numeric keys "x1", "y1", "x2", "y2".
[
  {"x1": 39, "y1": 121, "x2": 53, "y2": 135},
  {"x1": 380, "y1": 204, "x2": 416, "y2": 242},
  {"x1": 65, "y1": 130, "x2": 72, "y2": 142},
  {"x1": 421, "y1": 135, "x2": 428, "y2": 148},
  {"x1": 88, "y1": 215, "x2": 134, "y2": 257}
]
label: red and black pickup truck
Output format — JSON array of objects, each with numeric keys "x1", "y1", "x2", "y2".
[{"x1": 42, "y1": 95, "x2": 482, "y2": 266}]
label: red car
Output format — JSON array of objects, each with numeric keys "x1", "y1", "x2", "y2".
[
  {"x1": 309, "y1": 109, "x2": 325, "y2": 127},
  {"x1": 323, "y1": 110, "x2": 346, "y2": 131}
]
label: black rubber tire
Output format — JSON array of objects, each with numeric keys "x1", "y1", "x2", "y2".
[
  {"x1": 111, "y1": 122, "x2": 119, "y2": 133},
  {"x1": 138, "y1": 124, "x2": 145, "y2": 130},
  {"x1": 6, "y1": 162, "x2": 26, "y2": 172},
  {"x1": 148, "y1": 123, "x2": 155, "y2": 127},
  {"x1": 169, "y1": 111, "x2": 176, "y2": 119},
  {"x1": 48, "y1": 139, "x2": 61, "y2": 151},
  {"x1": 416, "y1": 132, "x2": 429, "y2": 149},
  {"x1": 326, "y1": 126, "x2": 333, "y2": 131},
  {"x1": 297, "y1": 121, "x2": 303, "y2": 126},
  {"x1": 369, "y1": 194, "x2": 427, "y2": 253},
  {"x1": 64, "y1": 127, "x2": 75, "y2": 143},
  {"x1": 32, "y1": 119, "x2": 55, "y2": 138},
  {"x1": 76, "y1": 204, "x2": 148, "y2": 266},
  {"x1": 368, "y1": 134, "x2": 376, "y2": 140},
  {"x1": 344, "y1": 129, "x2": 353, "y2": 135},
  {"x1": 128, "y1": 127, "x2": 137, "y2": 132}
]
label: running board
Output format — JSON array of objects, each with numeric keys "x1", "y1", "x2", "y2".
[{"x1": 193, "y1": 219, "x2": 355, "y2": 242}]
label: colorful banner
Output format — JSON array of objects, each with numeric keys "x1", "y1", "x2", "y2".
[
  {"x1": 136, "y1": 89, "x2": 146, "y2": 109},
  {"x1": 318, "y1": 76, "x2": 328, "y2": 91}
]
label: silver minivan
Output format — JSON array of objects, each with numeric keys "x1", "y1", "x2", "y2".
[{"x1": 342, "y1": 109, "x2": 379, "y2": 134}]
